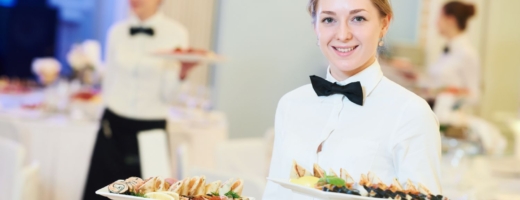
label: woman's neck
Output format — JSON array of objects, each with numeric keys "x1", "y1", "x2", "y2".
[
  {"x1": 136, "y1": 9, "x2": 158, "y2": 22},
  {"x1": 446, "y1": 29, "x2": 463, "y2": 41},
  {"x1": 330, "y1": 56, "x2": 376, "y2": 81}
]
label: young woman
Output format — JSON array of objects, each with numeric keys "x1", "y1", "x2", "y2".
[
  {"x1": 427, "y1": 1, "x2": 479, "y2": 108},
  {"x1": 82, "y1": 0, "x2": 196, "y2": 199},
  {"x1": 263, "y1": 0, "x2": 441, "y2": 199}
]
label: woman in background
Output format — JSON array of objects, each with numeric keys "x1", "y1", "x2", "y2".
[
  {"x1": 82, "y1": 0, "x2": 196, "y2": 199},
  {"x1": 426, "y1": 1, "x2": 479, "y2": 109}
]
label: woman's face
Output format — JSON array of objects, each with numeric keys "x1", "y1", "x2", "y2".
[
  {"x1": 437, "y1": 11, "x2": 453, "y2": 37},
  {"x1": 314, "y1": 0, "x2": 389, "y2": 78},
  {"x1": 129, "y1": 0, "x2": 161, "y2": 17}
]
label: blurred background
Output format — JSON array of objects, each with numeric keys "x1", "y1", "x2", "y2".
[{"x1": 0, "y1": 0, "x2": 519, "y2": 200}]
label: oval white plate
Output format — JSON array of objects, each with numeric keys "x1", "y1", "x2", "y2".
[
  {"x1": 267, "y1": 178, "x2": 380, "y2": 200},
  {"x1": 152, "y1": 52, "x2": 226, "y2": 63},
  {"x1": 96, "y1": 186, "x2": 256, "y2": 200}
]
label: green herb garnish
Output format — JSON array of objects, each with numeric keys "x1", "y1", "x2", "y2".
[
  {"x1": 130, "y1": 191, "x2": 146, "y2": 197},
  {"x1": 225, "y1": 191, "x2": 241, "y2": 198},
  {"x1": 318, "y1": 175, "x2": 345, "y2": 187}
]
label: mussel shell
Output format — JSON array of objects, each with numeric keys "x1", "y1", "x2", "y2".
[
  {"x1": 372, "y1": 188, "x2": 386, "y2": 198},
  {"x1": 322, "y1": 186, "x2": 330, "y2": 192},
  {"x1": 395, "y1": 191, "x2": 407, "y2": 199},
  {"x1": 345, "y1": 189, "x2": 361, "y2": 196}
]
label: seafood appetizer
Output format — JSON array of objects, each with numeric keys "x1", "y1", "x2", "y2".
[
  {"x1": 289, "y1": 161, "x2": 449, "y2": 200},
  {"x1": 106, "y1": 176, "x2": 250, "y2": 200}
]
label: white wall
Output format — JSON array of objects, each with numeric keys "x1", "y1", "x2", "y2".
[
  {"x1": 480, "y1": 0, "x2": 520, "y2": 120},
  {"x1": 386, "y1": 0, "x2": 422, "y2": 45},
  {"x1": 213, "y1": 0, "x2": 327, "y2": 138}
]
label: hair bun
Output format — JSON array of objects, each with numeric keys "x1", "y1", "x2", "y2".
[{"x1": 465, "y1": 4, "x2": 476, "y2": 18}]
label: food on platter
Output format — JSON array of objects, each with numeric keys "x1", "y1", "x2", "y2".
[
  {"x1": 153, "y1": 47, "x2": 224, "y2": 63},
  {"x1": 289, "y1": 160, "x2": 312, "y2": 179},
  {"x1": 172, "y1": 48, "x2": 213, "y2": 56},
  {"x1": 104, "y1": 176, "x2": 251, "y2": 200},
  {"x1": 289, "y1": 161, "x2": 449, "y2": 200},
  {"x1": 289, "y1": 176, "x2": 319, "y2": 188}
]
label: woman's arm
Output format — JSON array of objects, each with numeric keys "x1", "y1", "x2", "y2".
[
  {"x1": 161, "y1": 27, "x2": 190, "y2": 103},
  {"x1": 101, "y1": 25, "x2": 118, "y2": 102},
  {"x1": 263, "y1": 96, "x2": 292, "y2": 199},
  {"x1": 392, "y1": 99, "x2": 442, "y2": 194}
]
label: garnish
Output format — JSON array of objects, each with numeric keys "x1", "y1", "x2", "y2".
[
  {"x1": 129, "y1": 191, "x2": 145, "y2": 197},
  {"x1": 318, "y1": 175, "x2": 346, "y2": 187},
  {"x1": 225, "y1": 191, "x2": 241, "y2": 198}
]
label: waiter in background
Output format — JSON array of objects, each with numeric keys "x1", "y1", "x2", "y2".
[
  {"x1": 425, "y1": 1, "x2": 480, "y2": 109},
  {"x1": 82, "y1": 0, "x2": 196, "y2": 199}
]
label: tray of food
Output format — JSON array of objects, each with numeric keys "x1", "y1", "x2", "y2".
[
  {"x1": 153, "y1": 48, "x2": 225, "y2": 63},
  {"x1": 96, "y1": 176, "x2": 254, "y2": 200},
  {"x1": 267, "y1": 161, "x2": 448, "y2": 200}
]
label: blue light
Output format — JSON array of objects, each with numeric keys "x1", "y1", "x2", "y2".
[{"x1": 0, "y1": 0, "x2": 16, "y2": 7}]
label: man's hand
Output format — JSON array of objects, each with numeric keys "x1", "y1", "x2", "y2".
[{"x1": 180, "y1": 62, "x2": 198, "y2": 80}]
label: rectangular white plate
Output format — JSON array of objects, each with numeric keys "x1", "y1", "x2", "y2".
[
  {"x1": 267, "y1": 178, "x2": 379, "y2": 200},
  {"x1": 152, "y1": 52, "x2": 226, "y2": 63},
  {"x1": 96, "y1": 186, "x2": 256, "y2": 200},
  {"x1": 96, "y1": 186, "x2": 148, "y2": 200}
]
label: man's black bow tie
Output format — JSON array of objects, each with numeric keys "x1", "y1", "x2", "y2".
[
  {"x1": 443, "y1": 45, "x2": 450, "y2": 54},
  {"x1": 130, "y1": 27, "x2": 154, "y2": 36},
  {"x1": 310, "y1": 75, "x2": 364, "y2": 106}
]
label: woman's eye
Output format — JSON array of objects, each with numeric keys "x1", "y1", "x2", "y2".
[
  {"x1": 322, "y1": 17, "x2": 335, "y2": 24},
  {"x1": 352, "y1": 16, "x2": 366, "y2": 22}
]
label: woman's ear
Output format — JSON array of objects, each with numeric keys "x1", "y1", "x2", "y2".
[{"x1": 380, "y1": 15, "x2": 391, "y2": 38}]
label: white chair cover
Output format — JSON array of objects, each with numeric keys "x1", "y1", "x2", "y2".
[
  {"x1": 137, "y1": 129, "x2": 173, "y2": 179},
  {"x1": 20, "y1": 162, "x2": 41, "y2": 200},
  {"x1": 0, "y1": 138, "x2": 26, "y2": 200},
  {"x1": 215, "y1": 138, "x2": 267, "y2": 178}
]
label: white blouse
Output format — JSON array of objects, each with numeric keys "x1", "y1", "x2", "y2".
[
  {"x1": 427, "y1": 34, "x2": 481, "y2": 105},
  {"x1": 103, "y1": 12, "x2": 189, "y2": 119},
  {"x1": 263, "y1": 61, "x2": 442, "y2": 199}
]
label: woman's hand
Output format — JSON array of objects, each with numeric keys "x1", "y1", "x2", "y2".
[{"x1": 179, "y1": 62, "x2": 198, "y2": 80}]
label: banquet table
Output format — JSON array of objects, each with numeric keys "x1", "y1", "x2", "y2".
[
  {"x1": 0, "y1": 92, "x2": 228, "y2": 200},
  {"x1": 441, "y1": 154, "x2": 520, "y2": 200}
]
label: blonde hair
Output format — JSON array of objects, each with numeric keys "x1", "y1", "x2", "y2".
[{"x1": 308, "y1": 0, "x2": 393, "y2": 21}]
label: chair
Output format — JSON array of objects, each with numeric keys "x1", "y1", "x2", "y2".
[
  {"x1": 215, "y1": 138, "x2": 267, "y2": 178},
  {"x1": 137, "y1": 129, "x2": 173, "y2": 179},
  {"x1": 0, "y1": 138, "x2": 26, "y2": 200},
  {"x1": 177, "y1": 143, "x2": 190, "y2": 179},
  {"x1": 0, "y1": 117, "x2": 20, "y2": 141},
  {"x1": 20, "y1": 162, "x2": 41, "y2": 200}
]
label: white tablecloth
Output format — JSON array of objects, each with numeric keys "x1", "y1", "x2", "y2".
[
  {"x1": 0, "y1": 104, "x2": 228, "y2": 200},
  {"x1": 441, "y1": 155, "x2": 520, "y2": 200}
]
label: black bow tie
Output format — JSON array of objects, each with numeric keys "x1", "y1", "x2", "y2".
[
  {"x1": 130, "y1": 27, "x2": 154, "y2": 36},
  {"x1": 310, "y1": 75, "x2": 364, "y2": 106},
  {"x1": 443, "y1": 45, "x2": 450, "y2": 54}
]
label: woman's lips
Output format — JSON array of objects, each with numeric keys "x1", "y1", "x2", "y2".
[{"x1": 332, "y1": 45, "x2": 359, "y2": 57}]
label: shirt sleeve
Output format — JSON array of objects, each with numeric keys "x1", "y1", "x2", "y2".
[
  {"x1": 101, "y1": 25, "x2": 118, "y2": 103},
  {"x1": 160, "y1": 25, "x2": 190, "y2": 103},
  {"x1": 263, "y1": 95, "x2": 293, "y2": 200},
  {"x1": 392, "y1": 99, "x2": 442, "y2": 195},
  {"x1": 460, "y1": 54, "x2": 481, "y2": 106}
]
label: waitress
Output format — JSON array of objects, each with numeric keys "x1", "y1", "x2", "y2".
[
  {"x1": 264, "y1": 0, "x2": 441, "y2": 199},
  {"x1": 82, "y1": 0, "x2": 196, "y2": 199},
  {"x1": 426, "y1": 1, "x2": 479, "y2": 109}
]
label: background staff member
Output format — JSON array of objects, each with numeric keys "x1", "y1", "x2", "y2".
[
  {"x1": 82, "y1": 0, "x2": 196, "y2": 199},
  {"x1": 426, "y1": 1, "x2": 479, "y2": 109}
]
